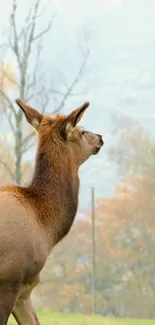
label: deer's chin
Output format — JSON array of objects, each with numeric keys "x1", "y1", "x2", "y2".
[{"x1": 93, "y1": 147, "x2": 101, "y2": 155}]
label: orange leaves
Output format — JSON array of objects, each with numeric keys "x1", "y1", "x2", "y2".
[
  {"x1": 34, "y1": 153, "x2": 155, "y2": 316},
  {"x1": 0, "y1": 60, "x2": 18, "y2": 92}
]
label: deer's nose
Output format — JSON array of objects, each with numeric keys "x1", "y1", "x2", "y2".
[{"x1": 97, "y1": 134, "x2": 104, "y2": 146}]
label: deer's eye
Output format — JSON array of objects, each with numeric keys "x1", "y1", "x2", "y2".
[{"x1": 81, "y1": 130, "x2": 85, "y2": 135}]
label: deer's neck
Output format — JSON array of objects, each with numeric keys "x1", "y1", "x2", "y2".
[{"x1": 27, "y1": 144, "x2": 79, "y2": 247}]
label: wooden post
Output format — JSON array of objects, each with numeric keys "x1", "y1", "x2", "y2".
[{"x1": 91, "y1": 187, "x2": 97, "y2": 314}]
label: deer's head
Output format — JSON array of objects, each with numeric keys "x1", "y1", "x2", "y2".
[{"x1": 16, "y1": 100, "x2": 103, "y2": 168}]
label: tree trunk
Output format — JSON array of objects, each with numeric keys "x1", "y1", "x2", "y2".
[
  {"x1": 14, "y1": 110, "x2": 23, "y2": 185},
  {"x1": 14, "y1": 70, "x2": 26, "y2": 185}
]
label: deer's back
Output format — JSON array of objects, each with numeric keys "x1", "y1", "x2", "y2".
[{"x1": 0, "y1": 187, "x2": 49, "y2": 286}]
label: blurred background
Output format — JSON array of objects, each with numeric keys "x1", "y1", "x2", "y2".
[{"x1": 0, "y1": 0, "x2": 155, "y2": 320}]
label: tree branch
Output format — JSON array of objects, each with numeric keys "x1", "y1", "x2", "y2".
[
  {"x1": 0, "y1": 158, "x2": 14, "y2": 180},
  {"x1": 10, "y1": 0, "x2": 21, "y2": 66},
  {"x1": 22, "y1": 131, "x2": 35, "y2": 152},
  {"x1": 0, "y1": 88, "x2": 17, "y2": 117},
  {"x1": 18, "y1": 7, "x2": 32, "y2": 40},
  {"x1": 27, "y1": 43, "x2": 43, "y2": 100},
  {"x1": 3, "y1": 107, "x2": 16, "y2": 135},
  {"x1": 19, "y1": 0, "x2": 41, "y2": 79},
  {"x1": 50, "y1": 89, "x2": 87, "y2": 97},
  {"x1": 22, "y1": 141, "x2": 35, "y2": 154},
  {"x1": 32, "y1": 17, "x2": 55, "y2": 41},
  {"x1": 55, "y1": 49, "x2": 90, "y2": 113},
  {"x1": 27, "y1": 88, "x2": 43, "y2": 102},
  {"x1": 40, "y1": 91, "x2": 49, "y2": 114}
]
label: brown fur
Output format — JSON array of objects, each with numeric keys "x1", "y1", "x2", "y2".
[{"x1": 0, "y1": 100, "x2": 103, "y2": 324}]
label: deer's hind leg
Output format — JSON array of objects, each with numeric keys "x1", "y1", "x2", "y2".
[
  {"x1": 0, "y1": 282, "x2": 20, "y2": 325},
  {"x1": 12, "y1": 276, "x2": 40, "y2": 325},
  {"x1": 12, "y1": 297, "x2": 40, "y2": 325}
]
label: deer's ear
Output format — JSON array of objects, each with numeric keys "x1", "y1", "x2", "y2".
[
  {"x1": 63, "y1": 102, "x2": 89, "y2": 139},
  {"x1": 15, "y1": 99, "x2": 43, "y2": 131}
]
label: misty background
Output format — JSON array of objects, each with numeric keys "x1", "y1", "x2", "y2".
[{"x1": 1, "y1": 0, "x2": 155, "y2": 320}]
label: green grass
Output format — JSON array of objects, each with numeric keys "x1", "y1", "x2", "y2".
[{"x1": 8, "y1": 310, "x2": 154, "y2": 325}]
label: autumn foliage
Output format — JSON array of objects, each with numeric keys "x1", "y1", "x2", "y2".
[
  {"x1": 30, "y1": 118, "x2": 155, "y2": 319},
  {"x1": 0, "y1": 63, "x2": 154, "y2": 318},
  {"x1": 33, "y1": 178, "x2": 155, "y2": 317}
]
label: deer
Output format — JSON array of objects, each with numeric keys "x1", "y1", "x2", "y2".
[{"x1": 0, "y1": 99, "x2": 103, "y2": 324}]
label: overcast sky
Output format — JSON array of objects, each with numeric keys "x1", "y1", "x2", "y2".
[{"x1": 0, "y1": 0, "x2": 155, "y2": 209}]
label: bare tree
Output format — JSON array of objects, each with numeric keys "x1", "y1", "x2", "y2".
[{"x1": 0, "y1": 0, "x2": 90, "y2": 185}]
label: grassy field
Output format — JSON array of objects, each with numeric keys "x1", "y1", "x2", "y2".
[{"x1": 8, "y1": 310, "x2": 155, "y2": 325}]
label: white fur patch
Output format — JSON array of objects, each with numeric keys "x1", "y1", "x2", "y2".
[
  {"x1": 32, "y1": 119, "x2": 40, "y2": 130},
  {"x1": 66, "y1": 122, "x2": 72, "y2": 131},
  {"x1": 66, "y1": 122, "x2": 75, "y2": 138}
]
